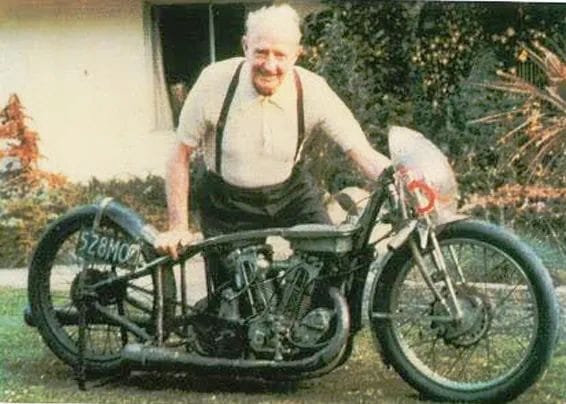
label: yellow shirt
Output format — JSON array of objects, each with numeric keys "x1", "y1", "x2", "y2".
[{"x1": 177, "y1": 57, "x2": 372, "y2": 188}]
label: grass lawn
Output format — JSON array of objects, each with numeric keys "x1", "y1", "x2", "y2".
[{"x1": 0, "y1": 287, "x2": 564, "y2": 403}]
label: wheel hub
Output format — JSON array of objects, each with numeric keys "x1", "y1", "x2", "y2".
[
  {"x1": 431, "y1": 287, "x2": 492, "y2": 347},
  {"x1": 70, "y1": 268, "x2": 125, "y2": 306}
]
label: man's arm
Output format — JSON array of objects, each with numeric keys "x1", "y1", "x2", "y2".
[
  {"x1": 307, "y1": 75, "x2": 391, "y2": 180},
  {"x1": 347, "y1": 147, "x2": 391, "y2": 181},
  {"x1": 154, "y1": 140, "x2": 195, "y2": 259},
  {"x1": 166, "y1": 140, "x2": 193, "y2": 230}
]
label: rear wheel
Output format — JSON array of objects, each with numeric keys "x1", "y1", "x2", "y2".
[
  {"x1": 28, "y1": 206, "x2": 176, "y2": 373},
  {"x1": 369, "y1": 220, "x2": 559, "y2": 402}
]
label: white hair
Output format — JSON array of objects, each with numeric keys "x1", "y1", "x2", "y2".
[{"x1": 245, "y1": 4, "x2": 302, "y2": 44}]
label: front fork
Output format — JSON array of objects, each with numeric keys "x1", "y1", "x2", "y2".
[
  {"x1": 408, "y1": 225, "x2": 464, "y2": 321},
  {"x1": 394, "y1": 168, "x2": 464, "y2": 322}
]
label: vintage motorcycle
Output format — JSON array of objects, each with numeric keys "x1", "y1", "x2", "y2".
[{"x1": 26, "y1": 126, "x2": 559, "y2": 402}]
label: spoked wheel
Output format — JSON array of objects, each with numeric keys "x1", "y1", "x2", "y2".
[
  {"x1": 369, "y1": 220, "x2": 559, "y2": 402},
  {"x1": 28, "y1": 206, "x2": 176, "y2": 373}
]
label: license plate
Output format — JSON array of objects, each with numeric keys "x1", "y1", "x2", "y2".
[{"x1": 76, "y1": 229, "x2": 142, "y2": 269}]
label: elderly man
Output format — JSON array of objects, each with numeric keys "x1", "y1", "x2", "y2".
[{"x1": 156, "y1": 4, "x2": 390, "y2": 271}]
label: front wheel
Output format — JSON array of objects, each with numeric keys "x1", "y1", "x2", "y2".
[{"x1": 369, "y1": 220, "x2": 559, "y2": 402}]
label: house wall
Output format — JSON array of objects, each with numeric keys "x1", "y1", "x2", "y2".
[
  {"x1": 0, "y1": 0, "x2": 169, "y2": 181},
  {"x1": 0, "y1": 0, "x2": 323, "y2": 182}
]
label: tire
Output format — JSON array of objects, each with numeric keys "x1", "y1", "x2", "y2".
[
  {"x1": 28, "y1": 206, "x2": 176, "y2": 373},
  {"x1": 368, "y1": 220, "x2": 559, "y2": 402}
]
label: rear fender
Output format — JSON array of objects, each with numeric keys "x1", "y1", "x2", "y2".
[
  {"x1": 100, "y1": 199, "x2": 159, "y2": 245},
  {"x1": 61, "y1": 198, "x2": 158, "y2": 246}
]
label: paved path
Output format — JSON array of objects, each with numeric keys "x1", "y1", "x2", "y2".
[
  {"x1": 2, "y1": 266, "x2": 564, "y2": 339},
  {"x1": 0, "y1": 266, "x2": 208, "y2": 304},
  {"x1": 0, "y1": 268, "x2": 29, "y2": 289}
]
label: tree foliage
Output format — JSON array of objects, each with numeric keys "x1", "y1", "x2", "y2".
[
  {"x1": 300, "y1": 1, "x2": 565, "y2": 194},
  {"x1": 0, "y1": 94, "x2": 67, "y2": 194},
  {"x1": 0, "y1": 95, "x2": 68, "y2": 267},
  {"x1": 472, "y1": 43, "x2": 566, "y2": 183}
]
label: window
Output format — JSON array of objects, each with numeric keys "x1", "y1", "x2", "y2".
[{"x1": 151, "y1": 3, "x2": 264, "y2": 128}]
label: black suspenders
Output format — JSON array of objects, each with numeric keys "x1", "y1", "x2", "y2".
[
  {"x1": 293, "y1": 70, "x2": 305, "y2": 162},
  {"x1": 215, "y1": 62, "x2": 244, "y2": 175},
  {"x1": 215, "y1": 62, "x2": 305, "y2": 176}
]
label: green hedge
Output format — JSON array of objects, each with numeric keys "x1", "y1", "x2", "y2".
[
  {"x1": 0, "y1": 175, "x2": 168, "y2": 268},
  {"x1": 300, "y1": 1, "x2": 565, "y2": 194}
]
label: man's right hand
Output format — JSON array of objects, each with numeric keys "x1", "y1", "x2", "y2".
[{"x1": 154, "y1": 229, "x2": 195, "y2": 260}]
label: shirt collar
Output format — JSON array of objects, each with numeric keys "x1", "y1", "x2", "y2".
[{"x1": 239, "y1": 62, "x2": 295, "y2": 110}]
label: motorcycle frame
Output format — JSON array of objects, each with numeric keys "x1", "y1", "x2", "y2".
[{"x1": 80, "y1": 166, "x2": 467, "y2": 351}]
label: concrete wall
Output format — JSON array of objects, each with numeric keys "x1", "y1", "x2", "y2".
[{"x1": 0, "y1": 0, "x2": 172, "y2": 181}]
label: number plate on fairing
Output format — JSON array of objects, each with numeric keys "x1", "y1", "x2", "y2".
[{"x1": 76, "y1": 229, "x2": 142, "y2": 269}]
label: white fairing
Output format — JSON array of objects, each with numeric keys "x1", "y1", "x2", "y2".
[
  {"x1": 388, "y1": 126, "x2": 462, "y2": 225},
  {"x1": 361, "y1": 127, "x2": 467, "y2": 326}
]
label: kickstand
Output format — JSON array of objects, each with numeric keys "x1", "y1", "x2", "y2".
[{"x1": 75, "y1": 269, "x2": 88, "y2": 391}]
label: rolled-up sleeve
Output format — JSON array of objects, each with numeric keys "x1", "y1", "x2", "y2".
[
  {"x1": 314, "y1": 77, "x2": 370, "y2": 153},
  {"x1": 176, "y1": 69, "x2": 210, "y2": 148}
]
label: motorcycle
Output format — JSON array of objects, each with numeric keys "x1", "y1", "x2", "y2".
[{"x1": 26, "y1": 126, "x2": 559, "y2": 402}]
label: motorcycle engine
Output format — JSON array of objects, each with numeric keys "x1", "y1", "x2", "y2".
[{"x1": 210, "y1": 243, "x2": 335, "y2": 360}]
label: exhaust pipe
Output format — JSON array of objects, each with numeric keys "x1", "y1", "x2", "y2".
[
  {"x1": 24, "y1": 305, "x2": 81, "y2": 327},
  {"x1": 24, "y1": 306, "x2": 91, "y2": 327},
  {"x1": 122, "y1": 288, "x2": 350, "y2": 376},
  {"x1": 24, "y1": 305, "x2": 150, "y2": 332}
]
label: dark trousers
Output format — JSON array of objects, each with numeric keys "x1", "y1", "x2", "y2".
[{"x1": 197, "y1": 165, "x2": 330, "y2": 290}]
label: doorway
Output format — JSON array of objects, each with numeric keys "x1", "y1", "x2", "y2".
[{"x1": 155, "y1": 3, "x2": 248, "y2": 125}]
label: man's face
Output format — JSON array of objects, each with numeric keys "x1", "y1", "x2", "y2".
[{"x1": 243, "y1": 33, "x2": 301, "y2": 96}]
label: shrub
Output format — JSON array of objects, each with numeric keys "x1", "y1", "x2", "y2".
[
  {"x1": 301, "y1": 1, "x2": 565, "y2": 195},
  {"x1": 0, "y1": 94, "x2": 70, "y2": 267},
  {"x1": 0, "y1": 95, "x2": 169, "y2": 268},
  {"x1": 0, "y1": 176, "x2": 169, "y2": 268},
  {"x1": 472, "y1": 42, "x2": 566, "y2": 185},
  {"x1": 0, "y1": 94, "x2": 66, "y2": 192}
]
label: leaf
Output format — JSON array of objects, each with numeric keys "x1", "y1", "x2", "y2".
[{"x1": 0, "y1": 94, "x2": 67, "y2": 191}]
